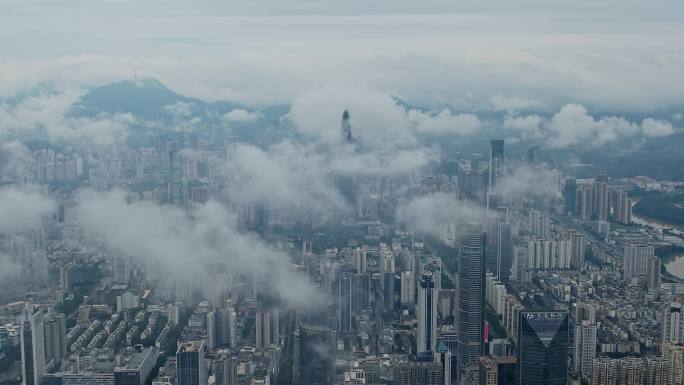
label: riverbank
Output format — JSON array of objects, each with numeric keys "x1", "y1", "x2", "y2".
[
  {"x1": 657, "y1": 246, "x2": 684, "y2": 280},
  {"x1": 632, "y1": 193, "x2": 684, "y2": 232}
]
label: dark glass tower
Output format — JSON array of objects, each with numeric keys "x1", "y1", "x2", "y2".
[
  {"x1": 563, "y1": 178, "x2": 577, "y2": 215},
  {"x1": 457, "y1": 227, "x2": 486, "y2": 381},
  {"x1": 341, "y1": 110, "x2": 352, "y2": 142},
  {"x1": 417, "y1": 271, "x2": 438, "y2": 353},
  {"x1": 293, "y1": 323, "x2": 335, "y2": 385},
  {"x1": 176, "y1": 341, "x2": 206, "y2": 385},
  {"x1": 517, "y1": 311, "x2": 569, "y2": 385}
]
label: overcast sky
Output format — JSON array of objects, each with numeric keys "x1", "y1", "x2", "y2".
[{"x1": 2, "y1": 0, "x2": 684, "y2": 112}]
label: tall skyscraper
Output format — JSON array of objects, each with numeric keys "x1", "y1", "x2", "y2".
[
  {"x1": 563, "y1": 178, "x2": 577, "y2": 215},
  {"x1": 168, "y1": 141, "x2": 183, "y2": 206},
  {"x1": 335, "y1": 267, "x2": 362, "y2": 334},
  {"x1": 113, "y1": 255, "x2": 133, "y2": 285},
  {"x1": 485, "y1": 218, "x2": 512, "y2": 283},
  {"x1": 623, "y1": 245, "x2": 655, "y2": 280},
  {"x1": 647, "y1": 256, "x2": 661, "y2": 290},
  {"x1": 176, "y1": 341, "x2": 206, "y2": 385},
  {"x1": 382, "y1": 271, "x2": 396, "y2": 311},
  {"x1": 526, "y1": 145, "x2": 541, "y2": 164},
  {"x1": 576, "y1": 184, "x2": 593, "y2": 222},
  {"x1": 213, "y1": 351, "x2": 236, "y2": 385},
  {"x1": 401, "y1": 271, "x2": 416, "y2": 305},
  {"x1": 43, "y1": 311, "x2": 66, "y2": 369},
  {"x1": 662, "y1": 302, "x2": 684, "y2": 344},
  {"x1": 516, "y1": 311, "x2": 569, "y2": 385},
  {"x1": 20, "y1": 305, "x2": 45, "y2": 385},
  {"x1": 573, "y1": 320, "x2": 597, "y2": 381},
  {"x1": 208, "y1": 307, "x2": 237, "y2": 349},
  {"x1": 457, "y1": 227, "x2": 486, "y2": 381},
  {"x1": 591, "y1": 180, "x2": 609, "y2": 221},
  {"x1": 611, "y1": 189, "x2": 632, "y2": 224},
  {"x1": 256, "y1": 307, "x2": 279, "y2": 350},
  {"x1": 293, "y1": 323, "x2": 335, "y2": 385},
  {"x1": 417, "y1": 271, "x2": 438, "y2": 354},
  {"x1": 341, "y1": 110, "x2": 352, "y2": 142},
  {"x1": 487, "y1": 140, "x2": 505, "y2": 210}
]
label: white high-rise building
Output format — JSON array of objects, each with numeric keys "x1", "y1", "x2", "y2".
[
  {"x1": 663, "y1": 303, "x2": 684, "y2": 345},
  {"x1": 623, "y1": 245, "x2": 654, "y2": 279},
  {"x1": 256, "y1": 309, "x2": 271, "y2": 350},
  {"x1": 574, "y1": 320, "x2": 597, "y2": 380},
  {"x1": 43, "y1": 311, "x2": 66, "y2": 369},
  {"x1": 400, "y1": 271, "x2": 415, "y2": 305},
  {"x1": 113, "y1": 255, "x2": 132, "y2": 284},
  {"x1": 20, "y1": 305, "x2": 45, "y2": 385},
  {"x1": 167, "y1": 303, "x2": 181, "y2": 325}
]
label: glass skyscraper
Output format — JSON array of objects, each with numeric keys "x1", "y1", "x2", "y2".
[
  {"x1": 517, "y1": 311, "x2": 569, "y2": 385},
  {"x1": 457, "y1": 226, "x2": 486, "y2": 382}
]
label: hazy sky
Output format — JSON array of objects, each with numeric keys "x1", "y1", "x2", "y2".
[{"x1": 2, "y1": 0, "x2": 684, "y2": 111}]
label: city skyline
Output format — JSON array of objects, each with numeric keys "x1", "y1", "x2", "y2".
[{"x1": 1, "y1": 1, "x2": 684, "y2": 385}]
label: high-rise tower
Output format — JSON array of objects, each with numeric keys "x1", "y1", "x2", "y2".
[
  {"x1": 457, "y1": 227, "x2": 486, "y2": 382},
  {"x1": 168, "y1": 140, "x2": 183, "y2": 206},
  {"x1": 487, "y1": 139, "x2": 505, "y2": 210},
  {"x1": 517, "y1": 311, "x2": 569, "y2": 385},
  {"x1": 176, "y1": 341, "x2": 206, "y2": 385},
  {"x1": 417, "y1": 271, "x2": 438, "y2": 354},
  {"x1": 293, "y1": 323, "x2": 335, "y2": 385},
  {"x1": 341, "y1": 110, "x2": 353, "y2": 143},
  {"x1": 20, "y1": 305, "x2": 45, "y2": 385}
]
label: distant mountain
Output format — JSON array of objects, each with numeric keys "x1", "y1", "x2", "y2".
[
  {"x1": 69, "y1": 78, "x2": 242, "y2": 122},
  {"x1": 65, "y1": 78, "x2": 290, "y2": 143}
]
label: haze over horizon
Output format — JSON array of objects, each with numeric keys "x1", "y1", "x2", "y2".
[{"x1": 1, "y1": 2, "x2": 684, "y2": 385}]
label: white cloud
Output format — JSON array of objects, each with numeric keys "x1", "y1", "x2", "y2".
[
  {"x1": 410, "y1": 109, "x2": 481, "y2": 136},
  {"x1": 223, "y1": 108, "x2": 261, "y2": 123},
  {"x1": 503, "y1": 114, "x2": 543, "y2": 138},
  {"x1": 287, "y1": 86, "x2": 416, "y2": 148},
  {"x1": 1, "y1": 3, "x2": 683, "y2": 113},
  {"x1": 222, "y1": 139, "x2": 435, "y2": 221},
  {"x1": 0, "y1": 89, "x2": 132, "y2": 146},
  {"x1": 0, "y1": 141, "x2": 32, "y2": 178},
  {"x1": 395, "y1": 193, "x2": 486, "y2": 239},
  {"x1": 74, "y1": 189, "x2": 323, "y2": 309},
  {"x1": 490, "y1": 96, "x2": 542, "y2": 112},
  {"x1": 502, "y1": 105, "x2": 677, "y2": 147},
  {"x1": 0, "y1": 186, "x2": 55, "y2": 233},
  {"x1": 546, "y1": 104, "x2": 640, "y2": 147},
  {"x1": 641, "y1": 117, "x2": 674, "y2": 138}
]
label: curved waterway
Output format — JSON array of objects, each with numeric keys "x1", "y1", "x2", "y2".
[
  {"x1": 631, "y1": 213, "x2": 684, "y2": 278},
  {"x1": 665, "y1": 252, "x2": 684, "y2": 279}
]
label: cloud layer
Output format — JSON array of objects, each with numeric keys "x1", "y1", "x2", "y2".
[
  {"x1": 74, "y1": 189, "x2": 321, "y2": 308},
  {"x1": 503, "y1": 104, "x2": 679, "y2": 148},
  {"x1": 0, "y1": 186, "x2": 56, "y2": 233},
  {"x1": 0, "y1": 89, "x2": 133, "y2": 147}
]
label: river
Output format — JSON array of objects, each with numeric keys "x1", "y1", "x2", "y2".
[
  {"x1": 631, "y1": 212, "x2": 684, "y2": 278},
  {"x1": 665, "y1": 252, "x2": 684, "y2": 279},
  {"x1": 632, "y1": 212, "x2": 684, "y2": 234}
]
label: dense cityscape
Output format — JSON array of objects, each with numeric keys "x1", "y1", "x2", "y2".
[
  {"x1": 2, "y1": 1, "x2": 684, "y2": 385},
  {"x1": 1, "y1": 102, "x2": 683, "y2": 385}
]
